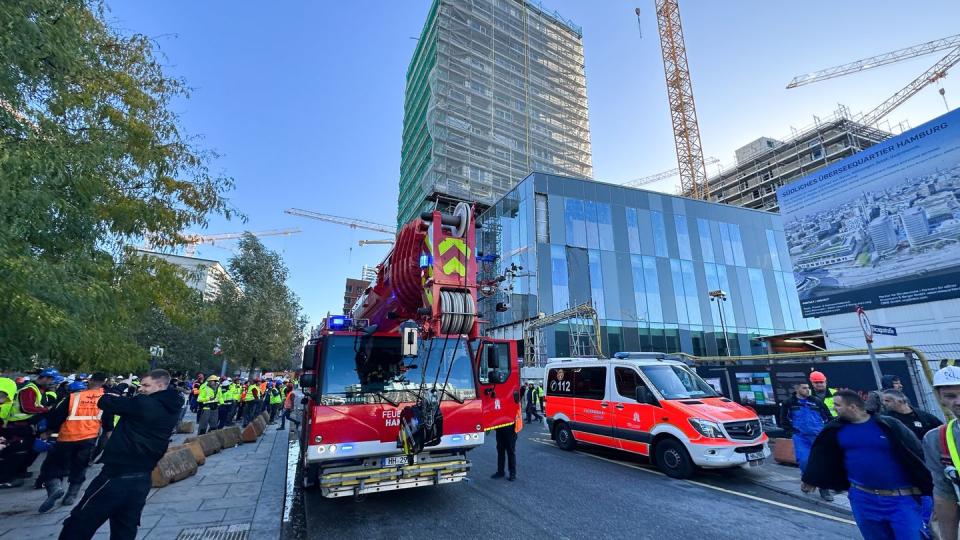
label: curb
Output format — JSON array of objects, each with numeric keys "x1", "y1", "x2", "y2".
[{"x1": 743, "y1": 475, "x2": 853, "y2": 515}]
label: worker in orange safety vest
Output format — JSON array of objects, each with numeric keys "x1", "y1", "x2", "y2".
[{"x1": 36, "y1": 373, "x2": 112, "y2": 512}]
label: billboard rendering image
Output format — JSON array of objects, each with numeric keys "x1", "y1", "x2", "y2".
[{"x1": 777, "y1": 109, "x2": 960, "y2": 317}]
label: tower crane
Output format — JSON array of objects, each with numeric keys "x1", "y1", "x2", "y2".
[
  {"x1": 787, "y1": 34, "x2": 960, "y2": 126},
  {"x1": 284, "y1": 208, "x2": 396, "y2": 235},
  {"x1": 180, "y1": 228, "x2": 301, "y2": 257},
  {"x1": 620, "y1": 156, "x2": 719, "y2": 189},
  {"x1": 358, "y1": 239, "x2": 395, "y2": 247},
  {"x1": 653, "y1": 0, "x2": 709, "y2": 200}
]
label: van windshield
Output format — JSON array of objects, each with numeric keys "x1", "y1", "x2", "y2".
[{"x1": 639, "y1": 365, "x2": 719, "y2": 400}]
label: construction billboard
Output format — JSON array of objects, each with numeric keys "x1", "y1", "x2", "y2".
[{"x1": 777, "y1": 108, "x2": 960, "y2": 318}]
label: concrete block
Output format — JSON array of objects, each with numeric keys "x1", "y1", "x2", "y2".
[
  {"x1": 241, "y1": 422, "x2": 260, "y2": 443},
  {"x1": 183, "y1": 440, "x2": 207, "y2": 465},
  {"x1": 259, "y1": 411, "x2": 270, "y2": 424},
  {"x1": 252, "y1": 416, "x2": 266, "y2": 435},
  {"x1": 184, "y1": 432, "x2": 223, "y2": 456},
  {"x1": 151, "y1": 446, "x2": 198, "y2": 488},
  {"x1": 216, "y1": 426, "x2": 242, "y2": 449},
  {"x1": 772, "y1": 437, "x2": 797, "y2": 465},
  {"x1": 177, "y1": 421, "x2": 195, "y2": 434}
]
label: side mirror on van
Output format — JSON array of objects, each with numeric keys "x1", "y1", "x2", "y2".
[
  {"x1": 300, "y1": 372, "x2": 316, "y2": 390},
  {"x1": 636, "y1": 386, "x2": 658, "y2": 406}
]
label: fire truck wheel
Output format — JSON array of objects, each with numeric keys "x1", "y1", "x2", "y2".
[
  {"x1": 554, "y1": 422, "x2": 576, "y2": 451},
  {"x1": 654, "y1": 438, "x2": 695, "y2": 479}
]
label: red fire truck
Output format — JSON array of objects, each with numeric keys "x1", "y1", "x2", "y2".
[{"x1": 298, "y1": 203, "x2": 521, "y2": 498}]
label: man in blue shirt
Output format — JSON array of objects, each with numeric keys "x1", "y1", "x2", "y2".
[{"x1": 801, "y1": 389, "x2": 932, "y2": 539}]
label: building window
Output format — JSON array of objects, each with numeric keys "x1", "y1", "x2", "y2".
[
  {"x1": 650, "y1": 211, "x2": 668, "y2": 257},
  {"x1": 697, "y1": 218, "x2": 714, "y2": 263},
  {"x1": 674, "y1": 215, "x2": 692, "y2": 260},
  {"x1": 535, "y1": 193, "x2": 549, "y2": 243}
]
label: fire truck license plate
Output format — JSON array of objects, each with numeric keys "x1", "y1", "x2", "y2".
[
  {"x1": 747, "y1": 451, "x2": 764, "y2": 461},
  {"x1": 383, "y1": 455, "x2": 413, "y2": 467}
]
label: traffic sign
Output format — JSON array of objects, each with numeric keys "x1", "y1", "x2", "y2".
[
  {"x1": 856, "y1": 306, "x2": 873, "y2": 343},
  {"x1": 871, "y1": 324, "x2": 897, "y2": 336}
]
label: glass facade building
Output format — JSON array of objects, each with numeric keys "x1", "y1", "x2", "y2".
[{"x1": 478, "y1": 173, "x2": 815, "y2": 359}]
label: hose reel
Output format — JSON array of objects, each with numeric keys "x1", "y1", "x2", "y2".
[{"x1": 439, "y1": 290, "x2": 476, "y2": 335}]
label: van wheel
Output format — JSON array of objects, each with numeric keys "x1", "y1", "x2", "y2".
[
  {"x1": 555, "y1": 422, "x2": 576, "y2": 451},
  {"x1": 655, "y1": 439, "x2": 695, "y2": 479}
]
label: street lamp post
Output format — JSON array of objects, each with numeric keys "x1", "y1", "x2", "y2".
[
  {"x1": 149, "y1": 345, "x2": 164, "y2": 370},
  {"x1": 709, "y1": 290, "x2": 731, "y2": 356}
]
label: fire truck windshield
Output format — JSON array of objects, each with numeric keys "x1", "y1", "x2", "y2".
[{"x1": 320, "y1": 335, "x2": 477, "y2": 406}]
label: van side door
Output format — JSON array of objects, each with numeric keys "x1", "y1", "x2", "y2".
[
  {"x1": 569, "y1": 366, "x2": 613, "y2": 446},
  {"x1": 610, "y1": 365, "x2": 656, "y2": 456}
]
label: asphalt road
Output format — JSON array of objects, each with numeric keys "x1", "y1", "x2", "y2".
[{"x1": 303, "y1": 423, "x2": 860, "y2": 539}]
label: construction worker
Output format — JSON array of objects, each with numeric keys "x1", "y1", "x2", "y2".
[
  {"x1": 267, "y1": 383, "x2": 282, "y2": 423},
  {"x1": 779, "y1": 381, "x2": 834, "y2": 502},
  {"x1": 809, "y1": 371, "x2": 839, "y2": 417},
  {"x1": 278, "y1": 382, "x2": 300, "y2": 431},
  {"x1": 492, "y1": 409, "x2": 522, "y2": 482},
  {"x1": 242, "y1": 380, "x2": 260, "y2": 427},
  {"x1": 196, "y1": 375, "x2": 220, "y2": 435},
  {"x1": 37, "y1": 374, "x2": 111, "y2": 513},
  {"x1": 0, "y1": 368, "x2": 56, "y2": 488},
  {"x1": 216, "y1": 378, "x2": 238, "y2": 429},
  {"x1": 59, "y1": 369, "x2": 182, "y2": 540},
  {"x1": 923, "y1": 365, "x2": 960, "y2": 540},
  {"x1": 0, "y1": 377, "x2": 21, "y2": 484},
  {"x1": 190, "y1": 373, "x2": 204, "y2": 420},
  {"x1": 536, "y1": 383, "x2": 545, "y2": 413}
]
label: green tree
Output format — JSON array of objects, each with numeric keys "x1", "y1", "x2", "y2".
[
  {"x1": 0, "y1": 1, "x2": 235, "y2": 371},
  {"x1": 213, "y1": 234, "x2": 306, "y2": 373}
]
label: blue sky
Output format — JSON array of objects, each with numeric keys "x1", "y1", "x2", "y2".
[{"x1": 106, "y1": 1, "x2": 960, "y2": 328}]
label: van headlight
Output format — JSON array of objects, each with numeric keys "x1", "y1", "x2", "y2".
[{"x1": 689, "y1": 418, "x2": 725, "y2": 439}]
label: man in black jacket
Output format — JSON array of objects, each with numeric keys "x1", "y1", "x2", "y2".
[
  {"x1": 801, "y1": 389, "x2": 931, "y2": 540},
  {"x1": 59, "y1": 369, "x2": 183, "y2": 540}
]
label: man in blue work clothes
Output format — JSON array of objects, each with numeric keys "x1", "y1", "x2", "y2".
[
  {"x1": 802, "y1": 389, "x2": 931, "y2": 540},
  {"x1": 779, "y1": 382, "x2": 833, "y2": 501}
]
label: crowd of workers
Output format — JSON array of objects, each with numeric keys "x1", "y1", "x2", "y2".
[
  {"x1": 0, "y1": 367, "x2": 302, "y2": 539},
  {"x1": 187, "y1": 372, "x2": 300, "y2": 434},
  {"x1": 779, "y1": 367, "x2": 960, "y2": 540}
]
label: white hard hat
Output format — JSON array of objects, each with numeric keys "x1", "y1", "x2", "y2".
[{"x1": 933, "y1": 366, "x2": 960, "y2": 387}]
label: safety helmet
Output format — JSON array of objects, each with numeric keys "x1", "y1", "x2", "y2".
[
  {"x1": 809, "y1": 371, "x2": 827, "y2": 383},
  {"x1": 53, "y1": 375, "x2": 66, "y2": 384},
  {"x1": 68, "y1": 381, "x2": 88, "y2": 392},
  {"x1": 38, "y1": 368, "x2": 61, "y2": 379},
  {"x1": 207, "y1": 375, "x2": 220, "y2": 382},
  {"x1": 934, "y1": 366, "x2": 960, "y2": 388}
]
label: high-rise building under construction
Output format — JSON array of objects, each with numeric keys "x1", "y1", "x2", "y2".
[{"x1": 398, "y1": 0, "x2": 592, "y2": 226}]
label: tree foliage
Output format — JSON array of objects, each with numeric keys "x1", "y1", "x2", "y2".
[
  {"x1": 213, "y1": 234, "x2": 306, "y2": 373},
  {"x1": 0, "y1": 1, "x2": 235, "y2": 371}
]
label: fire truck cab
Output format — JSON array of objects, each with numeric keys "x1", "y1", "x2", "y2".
[
  {"x1": 299, "y1": 317, "x2": 520, "y2": 498},
  {"x1": 544, "y1": 352, "x2": 770, "y2": 479}
]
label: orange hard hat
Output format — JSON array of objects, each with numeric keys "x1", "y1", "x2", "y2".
[{"x1": 809, "y1": 371, "x2": 827, "y2": 383}]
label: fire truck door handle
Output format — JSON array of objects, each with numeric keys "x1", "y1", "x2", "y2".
[
  {"x1": 615, "y1": 404, "x2": 624, "y2": 410},
  {"x1": 600, "y1": 402, "x2": 608, "y2": 408}
]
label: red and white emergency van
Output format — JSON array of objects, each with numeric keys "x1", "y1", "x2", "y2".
[{"x1": 544, "y1": 352, "x2": 770, "y2": 479}]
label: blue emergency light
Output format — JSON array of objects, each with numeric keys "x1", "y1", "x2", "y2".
[
  {"x1": 419, "y1": 254, "x2": 432, "y2": 268},
  {"x1": 328, "y1": 316, "x2": 351, "y2": 330}
]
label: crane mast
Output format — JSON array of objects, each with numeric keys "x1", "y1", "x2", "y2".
[{"x1": 654, "y1": 0, "x2": 708, "y2": 200}]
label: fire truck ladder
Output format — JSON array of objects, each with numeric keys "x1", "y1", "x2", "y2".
[{"x1": 523, "y1": 302, "x2": 603, "y2": 367}]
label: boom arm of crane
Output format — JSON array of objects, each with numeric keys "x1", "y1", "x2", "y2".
[{"x1": 351, "y1": 202, "x2": 479, "y2": 340}]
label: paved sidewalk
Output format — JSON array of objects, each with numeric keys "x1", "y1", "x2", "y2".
[
  {"x1": 735, "y1": 460, "x2": 853, "y2": 514},
  {"x1": 0, "y1": 422, "x2": 290, "y2": 539}
]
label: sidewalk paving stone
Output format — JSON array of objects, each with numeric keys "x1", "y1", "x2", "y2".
[{"x1": 0, "y1": 424, "x2": 291, "y2": 539}]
